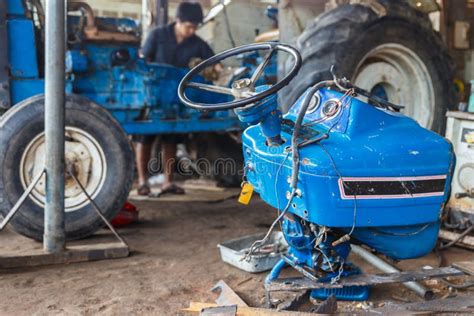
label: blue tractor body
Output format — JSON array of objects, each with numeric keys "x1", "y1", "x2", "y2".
[
  {"x1": 3, "y1": 0, "x2": 239, "y2": 135},
  {"x1": 239, "y1": 86, "x2": 454, "y2": 301},
  {"x1": 244, "y1": 88, "x2": 454, "y2": 260}
]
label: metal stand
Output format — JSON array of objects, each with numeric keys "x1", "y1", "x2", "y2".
[{"x1": 0, "y1": 0, "x2": 129, "y2": 269}]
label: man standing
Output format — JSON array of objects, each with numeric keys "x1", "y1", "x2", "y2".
[{"x1": 135, "y1": 2, "x2": 214, "y2": 196}]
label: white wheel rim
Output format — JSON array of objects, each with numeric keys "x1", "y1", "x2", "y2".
[
  {"x1": 20, "y1": 127, "x2": 107, "y2": 213},
  {"x1": 353, "y1": 43, "x2": 435, "y2": 128}
]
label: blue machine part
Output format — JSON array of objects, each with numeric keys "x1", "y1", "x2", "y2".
[
  {"x1": 66, "y1": 50, "x2": 89, "y2": 73},
  {"x1": 6, "y1": 0, "x2": 25, "y2": 16},
  {"x1": 236, "y1": 83, "x2": 455, "y2": 301},
  {"x1": 243, "y1": 87, "x2": 454, "y2": 260},
  {"x1": 5, "y1": 2, "x2": 241, "y2": 136},
  {"x1": 65, "y1": 44, "x2": 237, "y2": 135},
  {"x1": 8, "y1": 19, "x2": 39, "y2": 78},
  {"x1": 310, "y1": 263, "x2": 370, "y2": 301}
]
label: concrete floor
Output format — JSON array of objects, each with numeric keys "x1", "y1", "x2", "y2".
[{"x1": 0, "y1": 193, "x2": 473, "y2": 315}]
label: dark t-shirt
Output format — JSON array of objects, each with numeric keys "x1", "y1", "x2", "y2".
[{"x1": 141, "y1": 23, "x2": 214, "y2": 68}]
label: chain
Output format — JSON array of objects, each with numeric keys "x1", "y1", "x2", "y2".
[{"x1": 330, "y1": 259, "x2": 345, "y2": 284}]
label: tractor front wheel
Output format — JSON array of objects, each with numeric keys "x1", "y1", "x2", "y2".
[{"x1": 0, "y1": 95, "x2": 134, "y2": 240}]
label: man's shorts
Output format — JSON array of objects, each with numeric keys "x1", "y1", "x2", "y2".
[{"x1": 132, "y1": 134, "x2": 188, "y2": 144}]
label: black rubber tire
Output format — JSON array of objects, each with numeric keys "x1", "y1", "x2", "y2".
[
  {"x1": 280, "y1": 0, "x2": 455, "y2": 133},
  {"x1": 0, "y1": 94, "x2": 134, "y2": 241}
]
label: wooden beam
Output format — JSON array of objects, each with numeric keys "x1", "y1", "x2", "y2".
[
  {"x1": 182, "y1": 302, "x2": 320, "y2": 315},
  {"x1": 0, "y1": 242, "x2": 129, "y2": 269},
  {"x1": 439, "y1": 229, "x2": 474, "y2": 250}
]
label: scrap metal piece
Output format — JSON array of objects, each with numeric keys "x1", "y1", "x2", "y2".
[
  {"x1": 311, "y1": 294, "x2": 338, "y2": 314},
  {"x1": 267, "y1": 267, "x2": 464, "y2": 292},
  {"x1": 200, "y1": 305, "x2": 237, "y2": 316},
  {"x1": 372, "y1": 294, "x2": 474, "y2": 314},
  {"x1": 211, "y1": 280, "x2": 248, "y2": 307},
  {"x1": 277, "y1": 291, "x2": 309, "y2": 311},
  {"x1": 351, "y1": 244, "x2": 433, "y2": 300}
]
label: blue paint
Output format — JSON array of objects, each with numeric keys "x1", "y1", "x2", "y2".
[
  {"x1": 8, "y1": 19, "x2": 39, "y2": 78},
  {"x1": 6, "y1": 0, "x2": 26, "y2": 16},
  {"x1": 11, "y1": 79, "x2": 44, "y2": 104},
  {"x1": 65, "y1": 50, "x2": 89, "y2": 73}
]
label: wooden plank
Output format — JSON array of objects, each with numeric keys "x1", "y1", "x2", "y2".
[
  {"x1": 0, "y1": 242, "x2": 129, "y2": 269},
  {"x1": 452, "y1": 261, "x2": 474, "y2": 275},
  {"x1": 267, "y1": 267, "x2": 464, "y2": 292},
  {"x1": 183, "y1": 302, "x2": 319, "y2": 315},
  {"x1": 439, "y1": 229, "x2": 474, "y2": 250}
]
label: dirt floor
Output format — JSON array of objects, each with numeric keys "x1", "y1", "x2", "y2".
[{"x1": 0, "y1": 191, "x2": 473, "y2": 315}]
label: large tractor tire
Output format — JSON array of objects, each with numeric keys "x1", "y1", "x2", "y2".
[
  {"x1": 0, "y1": 95, "x2": 134, "y2": 240},
  {"x1": 281, "y1": 0, "x2": 454, "y2": 133}
]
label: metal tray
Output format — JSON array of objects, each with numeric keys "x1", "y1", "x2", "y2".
[{"x1": 217, "y1": 231, "x2": 287, "y2": 273}]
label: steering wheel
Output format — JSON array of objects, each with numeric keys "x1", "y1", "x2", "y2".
[{"x1": 178, "y1": 42, "x2": 302, "y2": 111}]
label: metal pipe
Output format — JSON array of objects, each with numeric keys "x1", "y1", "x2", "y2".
[
  {"x1": 44, "y1": 0, "x2": 66, "y2": 253},
  {"x1": 68, "y1": 2, "x2": 95, "y2": 28},
  {"x1": 0, "y1": 170, "x2": 45, "y2": 230},
  {"x1": 351, "y1": 245, "x2": 434, "y2": 300}
]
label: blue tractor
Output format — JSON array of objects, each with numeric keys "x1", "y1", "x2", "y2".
[
  {"x1": 178, "y1": 42, "x2": 455, "y2": 302},
  {"x1": 0, "y1": 0, "x2": 241, "y2": 240}
]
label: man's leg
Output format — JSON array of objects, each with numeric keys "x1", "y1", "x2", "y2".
[
  {"x1": 160, "y1": 135, "x2": 185, "y2": 194},
  {"x1": 162, "y1": 141, "x2": 177, "y2": 188},
  {"x1": 133, "y1": 136, "x2": 154, "y2": 195}
]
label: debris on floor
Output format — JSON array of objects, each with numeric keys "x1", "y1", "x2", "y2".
[
  {"x1": 211, "y1": 280, "x2": 249, "y2": 307},
  {"x1": 218, "y1": 232, "x2": 287, "y2": 273},
  {"x1": 111, "y1": 201, "x2": 139, "y2": 227}
]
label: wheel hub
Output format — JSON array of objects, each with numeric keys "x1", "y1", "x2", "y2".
[
  {"x1": 353, "y1": 43, "x2": 435, "y2": 128},
  {"x1": 20, "y1": 127, "x2": 107, "y2": 212}
]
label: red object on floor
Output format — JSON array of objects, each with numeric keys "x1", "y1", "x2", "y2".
[{"x1": 111, "y1": 201, "x2": 139, "y2": 227}]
